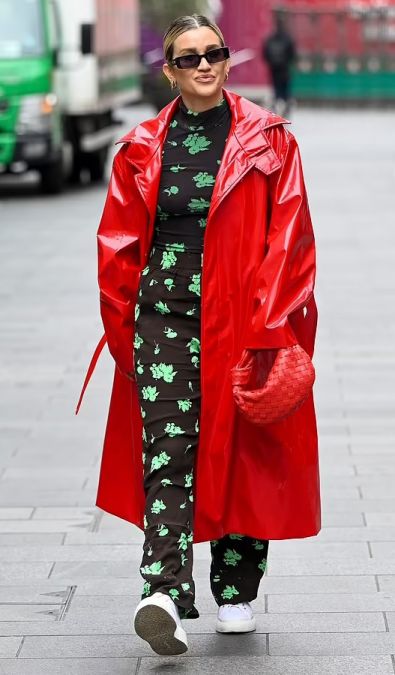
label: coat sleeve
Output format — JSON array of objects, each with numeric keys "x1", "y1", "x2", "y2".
[
  {"x1": 244, "y1": 125, "x2": 317, "y2": 351},
  {"x1": 97, "y1": 144, "x2": 146, "y2": 375}
]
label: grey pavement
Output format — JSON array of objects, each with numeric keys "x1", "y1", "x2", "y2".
[{"x1": 0, "y1": 104, "x2": 394, "y2": 674}]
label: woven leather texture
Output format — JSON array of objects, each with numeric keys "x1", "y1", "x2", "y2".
[{"x1": 231, "y1": 344, "x2": 315, "y2": 426}]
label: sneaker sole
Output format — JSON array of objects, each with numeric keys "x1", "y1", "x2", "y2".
[
  {"x1": 216, "y1": 617, "x2": 256, "y2": 633},
  {"x1": 134, "y1": 604, "x2": 188, "y2": 655}
]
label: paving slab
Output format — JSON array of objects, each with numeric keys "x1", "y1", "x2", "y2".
[
  {"x1": 0, "y1": 660, "x2": 139, "y2": 675},
  {"x1": 19, "y1": 633, "x2": 268, "y2": 658},
  {"x1": 136, "y1": 656, "x2": 394, "y2": 675},
  {"x1": 0, "y1": 638, "x2": 22, "y2": 658},
  {"x1": 268, "y1": 632, "x2": 395, "y2": 656}
]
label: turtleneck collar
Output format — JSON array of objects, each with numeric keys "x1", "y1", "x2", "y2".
[{"x1": 176, "y1": 96, "x2": 230, "y2": 131}]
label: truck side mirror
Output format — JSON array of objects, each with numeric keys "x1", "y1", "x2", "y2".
[
  {"x1": 52, "y1": 47, "x2": 59, "y2": 67},
  {"x1": 81, "y1": 24, "x2": 94, "y2": 55}
]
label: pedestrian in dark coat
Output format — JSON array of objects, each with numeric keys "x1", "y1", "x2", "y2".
[{"x1": 263, "y1": 12, "x2": 297, "y2": 116}]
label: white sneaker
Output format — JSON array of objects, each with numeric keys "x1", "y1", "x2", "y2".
[
  {"x1": 134, "y1": 592, "x2": 188, "y2": 655},
  {"x1": 216, "y1": 602, "x2": 256, "y2": 633}
]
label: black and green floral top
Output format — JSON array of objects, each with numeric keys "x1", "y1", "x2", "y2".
[{"x1": 153, "y1": 97, "x2": 231, "y2": 254}]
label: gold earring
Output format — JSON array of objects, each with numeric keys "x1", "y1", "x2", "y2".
[{"x1": 170, "y1": 79, "x2": 177, "y2": 90}]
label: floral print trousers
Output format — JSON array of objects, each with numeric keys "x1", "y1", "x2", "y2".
[{"x1": 134, "y1": 247, "x2": 269, "y2": 619}]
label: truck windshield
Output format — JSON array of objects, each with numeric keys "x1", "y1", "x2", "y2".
[{"x1": 0, "y1": 0, "x2": 45, "y2": 58}]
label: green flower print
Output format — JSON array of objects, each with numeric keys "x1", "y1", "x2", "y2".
[
  {"x1": 178, "y1": 532, "x2": 193, "y2": 551},
  {"x1": 212, "y1": 574, "x2": 220, "y2": 583},
  {"x1": 154, "y1": 342, "x2": 160, "y2": 355},
  {"x1": 167, "y1": 139, "x2": 177, "y2": 147},
  {"x1": 164, "y1": 327, "x2": 178, "y2": 338},
  {"x1": 224, "y1": 548, "x2": 242, "y2": 567},
  {"x1": 150, "y1": 451, "x2": 171, "y2": 472},
  {"x1": 221, "y1": 585, "x2": 240, "y2": 600},
  {"x1": 157, "y1": 524, "x2": 169, "y2": 537},
  {"x1": 170, "y1": 163, "x2": 186, "y2": 172},
  {"x1": 253, "y1": 540, "x2": 265, "y2": 550},
  {"x1": 140, "y1": 561, "x2": 164, "y2": 575},
  {"x1": 188, "y1": 197, "x2": 210, "y2": 213},
  {"x1": 150, "y1": 363, "x2": 177, "y2": 382},
  {"x1": 193, "y1": 171, "x2": 215, "y2": 188},
  {"x1": 187, "y1": 337, "x2": 200, "y2": 354},
  {"x1": 181, "y1": 553, "x2": 188, "y2": 566},
  {"x1": 134, "y1": 333, "x2": 143, "y2": 349},
  {"x1": 154, "y1": 301, "x2": 171, "y2": 315},
  {"x1": 183, "y1": 133, "x2": 211, "y2": 155},
  {"x1": 164, "y1": 422, "x2": 185, "y2": 437},
  {"x1": 188, "y1": 381, "x2": 194, "y2": 391},
  {"x1": 164, "y1": 185, "x2": 179, "y2": 196},
  {"x1": 178, "y1": 399, "x2": 192, "y2": 412},
  {"x1": 161, "y1": 478, "x2": 172, "y2": 487},
  {"x1": 169, "y1": 119, "x2": 178, "y2": 128},
  {"x1": 186, "y1": 307, "x2": 197, "y2": 316},
  {"x1": 166, "y1": 242, "x2": 185, "y2": 252},
  {"x1": 229, "y1": 534, "x2": 244, "y2": 541},
  {"x1": 142, "y1": 581, "x2": 151, "y2": 596},
  {"x1": 157, "y1": 205, "x2": 169, "y2": 221},
  {"x1": 258, "y1": 559, "x2": 267, "y2": 573},
  {"x1": 169, "y1": 588, "x2": 180, "y2": 600},
  {"x1": 135, "y1": 303, "x2": 140, "y2": 321},
  {"x1": 191, "y1": 355, "x2": 200, "y2": 368},
  {"x1": 161, "y1": 251, "x2": 177, "y2": 270},
  {"x1": 149, "y1": 278, "x2": 158, "y2": 286},
  {"x1": 195, "y1": 419, "x2": 199, "y2": 433},
  {"x1": 142, "y1": 265, "x2": 150, "y2": 275},
  {"x1": 180, "y1": 500, "x2": 187, "y2": 510},
  {"x1": 188, "y1": 274, "x2": 201, "y2": 296},
  {"x1": 136, "y1": 359, "x2": 144, "y2": 375},
  {"x1": 164, "y1": 278, "x2": 175, "y2": 291},
  {"x1": 184, "y1": 472, "x2": 193, "y2": 488},
  {"x1": 181, "y1": 582, "x2": 191, "y2": 591},
  {"x1": 150, "y1": 434, "x2": 156, "y2": 445},
  {"x1": 142, "y1": 385, "x2": 159, "y2": 402},
  {"x1": 186, "y1": 109, "x2": 199, "y2": 116},
  {"x1": 151, "y1": 499, "x2": 166, "y2": 515},
  {"x1": 198, "y1": 217, "x2": 207, "y2": 228}
]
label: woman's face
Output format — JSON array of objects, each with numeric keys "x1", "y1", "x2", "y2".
[{"x1": 163, "y1": 27, "x2": 229, "y2": 109}]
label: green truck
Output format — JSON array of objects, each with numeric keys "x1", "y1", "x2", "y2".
[{"x1": 0, "y1": 0, "x2": 140, "y2": 192}]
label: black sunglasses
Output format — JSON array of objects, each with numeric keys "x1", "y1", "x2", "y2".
[{"x1": 170, "y1": 46, "x2": 230, "y2": 70}]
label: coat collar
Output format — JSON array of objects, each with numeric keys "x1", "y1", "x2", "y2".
[{"x1": 117, "y1": 89, "x2": 289, "y2": 225}]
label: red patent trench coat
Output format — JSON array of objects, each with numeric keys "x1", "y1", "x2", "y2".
[{"x1": 81, "y1": 89, "x2": 320, "y2": 543}]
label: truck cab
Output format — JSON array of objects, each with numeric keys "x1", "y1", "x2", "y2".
[{"x1": 0, "y1": 0, "x2": 140, "y2": 193}]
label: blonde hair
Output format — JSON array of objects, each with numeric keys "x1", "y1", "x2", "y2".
[{"x1": 163, "y1": 14, "x2": 225, "y2": 63}]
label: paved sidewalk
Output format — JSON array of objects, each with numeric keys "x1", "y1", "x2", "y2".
[{"x1": 0, "y1": 106, "x2": 394, "y2": 674}]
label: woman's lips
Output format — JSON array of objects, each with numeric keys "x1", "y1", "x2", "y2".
[{"x1": 195, "y1": 77, "x2": 215, "y2": 83}]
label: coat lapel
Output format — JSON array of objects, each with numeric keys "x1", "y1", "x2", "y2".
[{"x1": 207, "y1": 89, "x2": 286, "y2": 221}]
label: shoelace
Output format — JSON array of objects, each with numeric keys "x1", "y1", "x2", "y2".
[{"x1": 221, "y1": 602, "x2": 250, "y2": 612}]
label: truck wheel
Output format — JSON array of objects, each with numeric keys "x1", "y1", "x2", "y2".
[
  {"x1": 40, "y1": 160, "x2": 64, "y2": 194},
  {"x1": 86, "y1": 148, "x2": 108, "y2": 183}
]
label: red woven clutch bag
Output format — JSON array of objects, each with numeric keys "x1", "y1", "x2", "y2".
[{"x1": 231, "y1": 344, "x2": 315, "y2": 426}]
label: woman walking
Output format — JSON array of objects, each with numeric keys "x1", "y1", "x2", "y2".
[{"x1": 94, "y1": 14, "x2": 320, "y2": 656}]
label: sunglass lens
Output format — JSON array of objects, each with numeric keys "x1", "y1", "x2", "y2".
[
  {"x1": 206, "y1": 47, "x2": 229, "y2": 64},
  {"x1": 178, "y1": 54, "x2": 200, "y2": 69}
]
